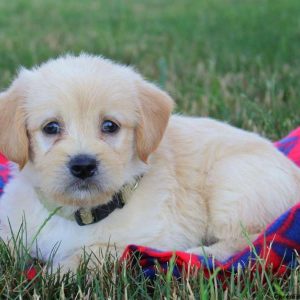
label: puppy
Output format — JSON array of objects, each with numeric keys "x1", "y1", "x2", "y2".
[{"x1": 0, "y1": 54, "x2": 299, "y2": 272}]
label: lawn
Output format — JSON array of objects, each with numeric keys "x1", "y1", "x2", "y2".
[{"x1": 0, "y1": 0, "x2": 300, "y2": 298}]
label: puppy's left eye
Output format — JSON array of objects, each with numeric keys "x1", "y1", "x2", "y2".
[{"x1": 101, "y1": 120, "x2": 120, "y2": 134}]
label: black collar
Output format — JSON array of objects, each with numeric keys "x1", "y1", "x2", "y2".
[
  {"x1": 74, "y1": 192, "x2": 125, "y2": 226},
  {"x1": 73, "y1": 175, "x2": 142, "y2": 226}
]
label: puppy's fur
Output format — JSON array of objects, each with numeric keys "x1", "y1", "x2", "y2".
[{"x1": 0, "y1": 54, "x2": 299, "y2": 272}]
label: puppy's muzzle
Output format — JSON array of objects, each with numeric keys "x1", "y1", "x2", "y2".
[{"x1": 69, "y1": 154, "x2": 98, "y2": 179}]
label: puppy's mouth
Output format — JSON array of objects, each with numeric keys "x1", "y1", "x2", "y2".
[
  {"x1": 54, "y1": 177, "x2": 109, "y2": 206},
  {"x1": 65, "y1": 178, "x2": 102, "y2": 194}
]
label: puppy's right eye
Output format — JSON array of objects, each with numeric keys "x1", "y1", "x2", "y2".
[{"x1": 43, "y1": 121, "x2": 61, "y2": 135}]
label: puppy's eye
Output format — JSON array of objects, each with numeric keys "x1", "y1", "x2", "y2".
[
  {"x1": 101, "y1": 120, "x2": 119, "y2": 134},
  {"x1": 43, "y1": 121, "x2": 61, "y2": 135}
]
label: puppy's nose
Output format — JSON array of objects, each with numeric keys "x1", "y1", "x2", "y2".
[{"x1": 69, "y1": 154, "x2": 98, "y2": 179}]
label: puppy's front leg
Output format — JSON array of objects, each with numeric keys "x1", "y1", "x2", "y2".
[{"x1": 52, "y1": 244, "x2": 124, "y2": 274}]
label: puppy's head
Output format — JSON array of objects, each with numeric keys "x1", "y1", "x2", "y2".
[{"x1": 0, "y1": 54, "x2": 174, "y2": 207}]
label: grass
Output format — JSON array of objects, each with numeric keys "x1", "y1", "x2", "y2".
[
  {"x1": 0, "y1": 0, "x2": 300, "y2": 298},
  {"x1": 0, "y1": 238, "x2": 300, "y2": 299},
  {"x1": 1, "y1": 231, "x2": 300, "y2": 299}
]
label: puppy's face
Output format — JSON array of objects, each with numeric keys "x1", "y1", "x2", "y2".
[{"x1": 0, "y1": 55, "x2": 173, "y2": 207}]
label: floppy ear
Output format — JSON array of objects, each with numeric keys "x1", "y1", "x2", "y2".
[
  {"x1": 135, "y1": 80, "x2": 174, "y2": 162},
  {"x1": 0, "y1": 82, "x2": 29, "y2": 168}
]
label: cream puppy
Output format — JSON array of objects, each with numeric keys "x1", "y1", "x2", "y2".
[{"x1": 0, "y1": 54, "x2": 299, "y2": 272}]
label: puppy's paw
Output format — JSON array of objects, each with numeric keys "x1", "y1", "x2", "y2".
[
  {"x1": 186, "y1": 246, "x2": 213, "y2": 258},
  {"x1": 187, "y1": 246, "x2": 234, "y2": 261},
  {"x1": 49, "y1": 246, "x2": 111, "y2": 276},
  {"x1": 50, "y1": 253, "x2": 82, "y2": 276}
]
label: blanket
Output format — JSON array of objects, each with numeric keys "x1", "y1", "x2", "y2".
[{"x1": 0, "y1": 128, "x2": 300, "y2": 280}]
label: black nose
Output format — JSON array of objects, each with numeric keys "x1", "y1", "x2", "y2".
[{"x1": 69, "y1": 155, "x2": 98, "y2": 179}]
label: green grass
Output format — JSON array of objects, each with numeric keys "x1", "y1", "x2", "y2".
[
  {"x1": 0, "y1": 0, "x2": 300, "y2": 298},
  {"x1": 0, "y1": 236, "x2": 300, "y2": 299}
]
